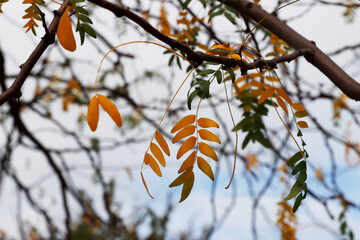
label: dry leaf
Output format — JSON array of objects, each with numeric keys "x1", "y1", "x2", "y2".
[
  {"x1": 97, "y1": 94, "x2": 122, "y2": 127},
  {"x1": 258, "y1": 87, "x2": 275, "y2": 104},
  {"x1": 57, "y1": 6, "x2": 76, "y2": 52},
  {"x1": 87, "y1": 95, "x2": 99, "y2": 131}
]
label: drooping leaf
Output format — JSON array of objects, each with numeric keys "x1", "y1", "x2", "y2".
[
  {"x1": 141, "y1": 172, "x2": 153, "y2": 198},
  {"x1": 291, "y1": 161, "x2": 306, "y2": 175},
  {"x1": 215, "y1": 70, "x2": 222, "y2": 84},
  {"x1": 150, "y1": 143, "x2": 166, "y2": 167},
  {"x1": 199, "y1": 142, "x2": 218, "y2": 161},
  {"x1": 171, "y1": 115, "x2": 196, "y2": 133},
  {"x1": 287, "y1": 151, "x2": 303, "y2": 166},
  {"x1": 198, "y1": 129, "x2": 221, "y2": 143},
  {"x1": 222, "y1": 66, "x2": 235, "y2": 83},
  {"x1": 292, "y1": 103, "x2": 305, "y2": 111},
  {"x1": 87, "y1": 95, "x2": 99, "y2": 131},
  {"x1": 155, "y1": 131, "x2": 170, "y2": 156},
  {"x1": 295, "y1": 111, "x2": 308, "y2": 118},
  {"x1": 197, "y1": 156, "x2": 214, "y2": 181},
  {"x1": 292, "y1": 193, "x2": 303, "y2": 213},
  {"x1": 258, "y1": 87, "x2": 275, "y2": 104},
  {"x1": 144, "y1": 153, "x2": 162, "y2": 177},
  {"x1": 298, "y1": 121, "x2": 308, "y2": 128},
  {"x1": 172, "y1": 125, "x2": 195, "y2": 143},
  {"x1": 169, "y1": 169, "x2": 191, "y2": 187},
  {"x1": 275, "y1": 95, "x2": 288, "y2": 117},
  {"x1": 177, "y1": 136, "x2": 196, "y2": 159},
  {"x1": 178, "y1": 151, "x2": 196, "y2": 173},
  {"x1": 179, "y1": 170, "x2": 194, "y2": 202},
  {"x1": 97, "y1": 94, "x2": 122, "y2": 127},
  {"x1": 275, "y1": 87, "x2": 292, "y2": 104},
  {"x1": 57, "y1": 6, "x2": 76, "y2": 52},
  {"x1": 187, "y1": 89, "x2": 201, "y2": 110},
  {"x1": 284, "y1": 181, "x2": 303, "y2": 201},
  {"x1": 197, "y1": 118, "x2": 219, "y2": 128}
]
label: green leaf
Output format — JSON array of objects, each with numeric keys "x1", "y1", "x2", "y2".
[
  {"x1": 287, "y1": 151, "x2": 303, "y2": 166},
  {"x1": 199, "y1": 0, "x2": 206, "y2": 8},
  {"x1": 225, "y1": 5, "x2": 239, "y2": 17},
  {"x1": 292, "y1": 193, "x2": 303, "y2": 213},
  {"x1": 340, "y1": 221, "x2": 347, "y2": 235},
  {"x1": 201, "y1": 81, "x2": 210, "y2": 98},
  {"x1": 75, "y1": 6, "x2": 89, "y2": 15},
  {"x1": 222, "y1": 66, "x2": 235, "y2": 83},
  {"x1": 215, "y1": 70, "x2": 222, "y2": 84},
  {"x1": 197, "y1": 69, "x2": 215, "y2": 75},
  {"x1": 224, "y1": 12, "x2": 236, "y2": 25},
  {"x1": 284, "y1": 181, "x2": 303, "y2": 201},
  {"x1": 297, "y1": 129, "x2": 303, "y2": 136},
  {"x1": 291, "y1": 161, "x2": 306, "y2": 175},
  {"x1": 295, "y1": 110, "x2": 308, "y2": 118},
  {"x1": 168, "y1": 54, "x2": 175, "y2": 66},
  {"x1": 82, "y1": 23, "x2": 97, "y2": 38},
  {"x1": 209, "y1": 9, "x2": 224, "y2": 23},
  {"x1": 297, "y1": 171, "x2": 307, "y2": 185},
  {"x1": 187, "y1": 89, "x2": 200, "y2": 110},
  {"x1": 182, "y1": 0, "x2": 191, "y2": 9},
  {"x1": 242, "y1": 133, "x2": 252, "y2": 149},
  {"x1": 78, "y1": 14, "x2": 93, "y2": 24}
]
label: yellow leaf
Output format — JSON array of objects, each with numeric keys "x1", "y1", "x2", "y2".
[
  {"x1": 197, "y1": 117, "x2": 219, "y2": 128},
  {"x1": 172, "y1": 125, "x2": 195, "y2": 143},
  {"x1": 275, "y1": 88, "x2": 292, "y2": 104},
  {"x1": 199, "y1": 142, "x2": 218, "y2": 161},
  {"x1": 197, "y1": 43, "x2": 208, "y2": 51},
  {"x1": 141, "y1": 172, "x2": 153, "y2": 198},
  {"x1": 298, "y1": 121, "x2": 308, "y2": 128},
  {"x1": 150, "y1": 143, "x2": 166, "y2": 167},
  {"x1": 87, "y1": 95, "x2": 99, "y2": 131},
  {"x1": 250, "y1": 81, "x2": 265, "y2": 88},
  {"x1": 57, "y1": 6, "x2": 76, "y2": 52},
  {"x1": 265, "y1": 76, "x2": 280, "y2": 82},
  {"x1": 179, "y1": 170, "x2": 194, "y2": 202},
  {"x1": 155, "y1": 131, "x2": 170, "y2": 156},
  {"x1": 292, "y1": 103, "x2": 305, "y2": 111},
  {"x1": 198, "y1": 129, "x2": 221, "y2": 143},
  {"x1": 276, "y1": 95, "x2": 288, "y2": 117},
  {"x1": 97, "y1": 94, "x2": 122, "y2": 127},
  {"x1": 178, "y1": 151, "x2": 196, "y2": 173},
  {"x1": 197, "y1": 157, "x2": 214, "y2": 181},
  {"x1": 295, "y1": 111, "x2": 308, "y2": 118},
  {"x1": 169, "y1": 169, "x2": 192, "y2": 187},
  {"x1": 144, "y1": 153, "x2": 162, "y2": 177},
  {"x1": 171, "y1": 115, "x2": 196, "y2": 133},
  {"x1": 258, "y1": 87, "x2": 275, "y2": 104},
  {"x1": 247, "y1": 72, "x2": 262, "y2": 78},
  {"x1": 229, "y1": 53, "x2": 241, "y2": 60},
  {"x1": 177, "y1": 136, "x2": 196, "y2": 159}
]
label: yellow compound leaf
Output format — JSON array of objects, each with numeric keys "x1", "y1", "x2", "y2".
[
  {"x1": 155, "y1": 131, "x2": 170, "y2": 156},
  {"x1": 199, "y1": 142, "x2": 218, "y2": 161},
  {"x1": 298, "y1": 121, "x2": 309, "y2": 128},
  {"x1": 172, "y1": 125, "x2": 195, "y2": 143},
  {"x1": 275, "y1": 88, "x2": 293, "y2": 104},
  {"x1": 87, "y1": 95, "x2": 99, "y2": 131},
  {"x1": 258, "y1": 87, "x2": 275, "y2": 104},
  {"x1": 177, "y1": 136, "x2": 196, "y2": 159},
  {"x1": 292, "y1": 103, "x2": 305, "y2": 111},
  {"x1": 179, "y1": 170, "x2": 194, "y2": 202},
  {"x1": 150, "y1": 143, "x2": 166, "y2": 167},
  {"x1": 144, "y1": 153, "x2": 162, "y2": 177},
  {"x1": 198, "y1": 129, "x2": 221, "y2": 143},
  {"x1": 276, "y1": 95, "x2": 288, "y2": 117},
  {"x1": 294, "y1": 111, "x2": 308, "y2": 118},
  {"x1": 171, "y1": 115, "x2": 196, "y2": 133},
  {"x1": 197, "y1": 117, "x2": 219, "y2": 128},
  {"x1": 178, "y1": 151, "x2": 196, "y2": 173},
  {"x1": 57, "y1": 6, "x2": 76, "y2": 52},
  {"x1": 97, "y1": 94, "x2": 122, "y2": 128},
  {"x1": 197, "y1": 156, "x2": 214, "y2": 181}
]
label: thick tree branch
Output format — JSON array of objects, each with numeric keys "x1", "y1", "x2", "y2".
[{"x1": 223, "y1": 0, "x2": 360, "y2": 101}]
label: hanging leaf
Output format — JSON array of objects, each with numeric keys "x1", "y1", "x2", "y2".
[
  {"x1": 144, "y1": 153, "x2": 162, "y2": 177},
  {"x1": 141, "y1": 172, "x2": 153, "y2": 198},
  {"x1": 97, "y1": 94, "x2": 122, "y2": 127},
  {"x1": 87, "y1": 95, "x2": 99, "y2": 131},
  {"x1": 298, "y1": 121, "x2": 308, "y2": 128},
  {"x1": 275, "y1": 95, "x2": 288, "y2": 117},
  {"x1": 295, "y1": 111, "x2": 308, "y2": 118},
  {"x1": 155, "y1": 131, "x2": 170, "y2": 156},
  {"x1": 199, "y1": 142, "x2": 218, "y2": 161},
  {"x1": 179, "y1": 170, "x2": 194, "y2": 202},
  {"x1": 150, "y1": 143, "x2": 166, "y2": 167},
  {"x1": 57, "y1": 6, "x2": 76, "y2": 52},
  {"x1": 172, "y1": 125, "x2": 196, "y2": 143},
  {"x1": 198, "y1": 129, "x2": 221, "y2": 143},
  {"x1": 258, "y1": 87, "x2": 275, "y2": 104},
  {"x1": 178, "y1": 151, "x2": 196, "y2": 173},
  {"x1": 197, "y1": 156, "x2": 214, "y2": 181},
  {"x1": 177, "y1": 136, "x2": 197, "y2": 159},
  {"x1": 197, "y1": 118, "x2": 219, "y2": 128},
  {"x1": 265, "y1": 76, "x2": 280, "y2": 82},
  {"x1": 275, "y1": 88, "x2": 292, "y2": 104},
  {"x1": 292, "y1": 103, "x2": 305, "y2": 111},
  {"x1": 171, "y1": 115, "x2": 196, "y2": 133},
  {"x1": 287, "y1": 151, "x2": 303, "y2": 166},
  {"x1": 169, "y1": 168, "x2": 192, "y2": 187}
]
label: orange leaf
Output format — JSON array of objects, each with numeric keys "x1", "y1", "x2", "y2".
[
  {"x1": 169, "y1": 169, "x2": 192, "y2": 187},
  {"x1": 141, "y1": 172, "x2": 153, "y2": 198},
  {"x1": 179, "y1": 170, "x2": 194, "y2": 202},
  {"x1": 276, "y1": 95, "x2": 288, "y2": 117},
  {"x1": 177, "y1": 136, "x2": 196, "y2": 159},
  {"x1": 265, "y1": 76, "x2": 280, "y2": 82},
  {"x1": 155, "y1": 131, "x2": 170, "y2": 156},
  {"x1": 150, "y1": 143, "x2": 166, "y2": 167},
  {"x1": 275, "y1": 88, "x2": 292, "y2": 104},
  {"x1": 295, "y1": 111, "x2": 308, "y2": 118},
  {"x1": 87, "y1": 95, "x2": 99, "y2": 131},
  {"x1": 171, "y1": 115, "x2": 196, "y2": 133},
  {"x1": 172, "y1": 125, "x2": 195, "y2": 143},
  {"x1": 258, "y1": 87, "x2": 275, "y2": 104},
  {"x1": 298, "y1": 121, "x2": 308, "y2": 128},
  {"x1": 197, "y1": 118, "x2": 219, "y2": 128},
  {"x1": 57, "y1": 6, "x2": 76, "y2": 52},
  {"x1": 247, "y1": 72, "x2": 262, "y2": 78},
  {"x1": 97, "y1": 94, "x2": 122, "y2": 127},
  {"x1": 144, "y1": 153, "x2": 162, "y2": 177},
  {"x1": 292, "y1": 103, "x2": 305, "y2": 111},
  {"x1": 198, "y1": 129, "x2": 221, "y2": 143},
  {"x1": 199, "y1": 142, "x2": 218, "y2": 161},
  {"x1": 197, "y1": 157, "x2": 214, "y2": 181},
  {"x1": 178, "y1": 151, "x2": 196, "y2": 173}
]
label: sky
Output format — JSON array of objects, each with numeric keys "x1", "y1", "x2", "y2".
[{"x1": 1, "y1": 0, "x2": 360, "y2": 240}]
